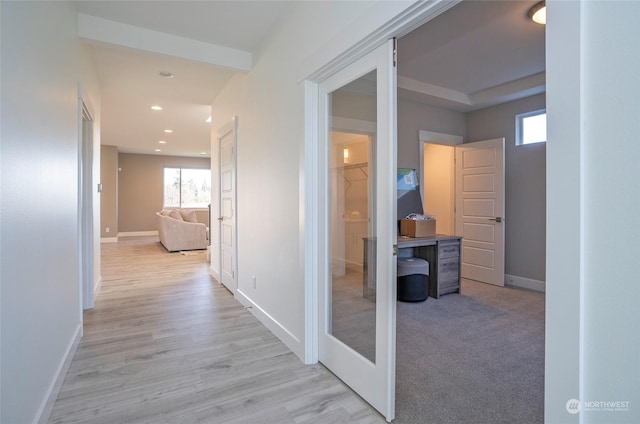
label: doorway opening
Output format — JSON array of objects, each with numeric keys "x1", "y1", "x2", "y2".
[{"x1": 393, "y1": 0, "x2": 546, "y2": 422}]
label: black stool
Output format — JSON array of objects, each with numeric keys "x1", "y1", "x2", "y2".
[{"x1": 397, "y1": 257, "x2": 429, "y2": 302}]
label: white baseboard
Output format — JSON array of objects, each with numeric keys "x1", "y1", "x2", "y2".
[
  {"x1": 209, "y1": 265, "x2": 220, "y2": 282},
  {"x1": 505, "y1": 274, "x2": 545, "y2": 292},
  {"x1": 36, "y1": 323, "x2": 81, "y2": 424},
  {"x1": 100, "y1": 237, "x2": 118, "y2": 243},
  {"x1": 236, "y1": 289, "x2": 304, "y2": 361},
  {"x1": 117, "y1": 231, "x2": 158, "y2": 237},
  {"x1": 94, "y1": 276, "x2": 102, "y2": 297}
]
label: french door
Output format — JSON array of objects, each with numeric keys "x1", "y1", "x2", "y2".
[{"x1": 318, "y1": 40, "x2": 397, "y2": 421}]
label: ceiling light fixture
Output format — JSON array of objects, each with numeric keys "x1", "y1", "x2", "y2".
[
  {"x1": 159, "y1": 71, "x2": 175, "y2": 78},
  {"x1": 151, "y1": 105, "x2": 163, "y2": 111},
  {"x1": 200, "y1": 152, "x2": 207, "y2": 155},
  {"x1": 158, "y1": 140, "x2": 167, "y2": 144},
  {"x1": 164, "y1": 129, "x2": 173, "y2": 133},
  {"x1": 155, "y1": 149, "x2": 162, "y2": 152},
  {"x1": 205, "y1": 116, "x2": 212, "y2": 123},
  {"x1": 527, "y1": 1, "x2": 546, "y2": 25}
]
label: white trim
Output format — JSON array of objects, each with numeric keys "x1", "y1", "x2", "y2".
[
  {"x1": 505, "y1": 274, "x2": 545, "y2": 293},
  {"x1": 77, "y1": 13, "x2": 252, "y2": 71},
  {"x1": 100, "y1": 237, "x2": 118, "y2": 243},
  {"x1": 117, "y1": 231, "x2": 158, "y2": 237},
  {"x1": 209, "y1": 266, "x2": 220, "y2": 282},
  {"x1": 35, "y1": 324, "x2": 81, "y2": 424},
  {"x1": 94, "y1": 277, "x2": 103, "y2": 297},
  {"x1": 418, "y1": 130, "x2": 463, "y2": 145},
  {"x1": 331, "y1": 117, "x2": 376, "y2": 135},
  {"x1": 236, "y1": 288, "x2": 304, "y2": 361},
  {"x1": 302, "y1": 80, "x2": 319, "y2": 365},
  {"x1": 545, "y1": 2, "x2": 584, "y2": 420}
]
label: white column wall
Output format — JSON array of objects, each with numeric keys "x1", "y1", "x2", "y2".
[{"x1": 546, "y1": 1, "x2": 640, "y2": 423}]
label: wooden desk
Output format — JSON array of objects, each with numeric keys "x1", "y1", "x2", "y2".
[{"x1": 363, "y1": 234, "x2": 462, "y2": 300}]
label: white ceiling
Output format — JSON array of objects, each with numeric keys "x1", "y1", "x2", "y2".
[
  {"x1": 398, "y1": 0, "x2": 545, "y2": 111},
  {"x1": 73, "y1": 0, "x2": 545, "y2": 157},
  {"x1": 73, "y1": 1, "x2": 292, "y2": 52},
  {"x1": 73, "y1": 0, "x2": 293, "y2": 157}
]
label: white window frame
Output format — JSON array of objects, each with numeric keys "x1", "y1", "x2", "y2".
[
  {"x1": 516, "y1": 109, "x2": 547, "y2": 146},
  {"x1": 163, "y1": 166, "x2": 211, "y2": 209}
]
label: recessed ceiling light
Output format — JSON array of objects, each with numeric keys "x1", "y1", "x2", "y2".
[
  {"x1": 155, "y1": 149, "x2": 162, "y2": 152},
  {"x1": 205, "y1": 116, "x2": 212, "y2": 123},
  {"x1": 159, "y1": 71, "x2": 175, "y2": 78},
  {"x1": 151, "y1": 105, "x2": 163, "y2": 111},
  {"x1": 158, "y1": 140, "x2": 167, "y2": 144},
  {"x1": 164, "y1": 129, "x2": 173, "y2": 133},
  {"x1": 200, "y1": 152, "x2": 207, "y2": 155}
]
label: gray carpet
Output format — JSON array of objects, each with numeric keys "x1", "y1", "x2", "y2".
[{"x1": 395, "y1": 279, "x2": 545, "y2": 424}]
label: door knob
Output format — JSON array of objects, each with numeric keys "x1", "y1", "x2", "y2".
[
  {"x1": 488, "y1": 217, "x2": 503, "y2": 223},
  {"x1": 218, "y1": 217, "x2": 224, "y2": 221}
]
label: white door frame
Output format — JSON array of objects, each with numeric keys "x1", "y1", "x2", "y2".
[
  {"x1": 302, "y1": 0, "x2": 461, "y2": 368},
  {"x1": 418, "y1": 129, "x2": 463, "y2": 215},
  {"x1": 78, "y1": 89, "x2": 96, "y2": 317},
  {"x1": 317, "y1": 40, "x2": 397, "y2": 421}
]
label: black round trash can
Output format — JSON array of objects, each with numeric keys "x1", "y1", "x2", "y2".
[{"x1": 397, "y1": 257, "x2": 429, "y2": 302}]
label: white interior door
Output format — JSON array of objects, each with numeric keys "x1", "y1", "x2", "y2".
[
  {"x1": 219, "y1": 118, "x2": 237, "y2": 294},
  {"x1": 455, "y1": 138, "x2": 505, "y2": 286},
  {"x1": 318, "y1": 39, "x2": 397, "y2": 422}
]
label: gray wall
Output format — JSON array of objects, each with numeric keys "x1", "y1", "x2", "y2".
[
  {"x1": 397, "y1": 99, "x2": 466, "y2": 170},
  {"x1": 465, "y1": 94, "x2": 546, "y2": 282},
  {"x1": 101, "y1": 145, "x2": 118, "y2": 238},
  {"x1": 397, "y1": 94, "x2": 546, "y2": 282},
  {"x1": 118, "y1": 153, "x2": 210, "y2": 233},
  {"x1": 0, "y1": 2, "x2": 100, "y2": 422}
]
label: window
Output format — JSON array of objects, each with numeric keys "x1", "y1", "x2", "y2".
[
  {"x1": 163, "y1": 167, "x2": 211, "y2": 208},
  {"x1": 516, "y1": 109, "x2": 547, "y2": 145}
]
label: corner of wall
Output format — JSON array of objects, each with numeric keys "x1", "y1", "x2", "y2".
[
  {"x1": 235, "y1": 289, "x2": 305, "y2": 361},
  {"x1": 35, "y1": 324, "x2": 82, "y2": 424}
]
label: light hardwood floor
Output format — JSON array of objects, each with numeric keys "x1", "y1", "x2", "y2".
[{"x1": 49, "y1": 237, "x2": 384, "y2": 424}]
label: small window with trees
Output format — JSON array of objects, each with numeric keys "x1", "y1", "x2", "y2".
[
  {"x1": 163, "y1": 167, "x2": 211, "y2": 208},
  {"x1": 516, "y1": 109, "x2": 547, "y2": 145}
]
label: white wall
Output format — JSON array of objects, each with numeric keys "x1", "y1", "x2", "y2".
[
  {"x1": 397, "y1": 99, "x2": 466, "y2": 171},
  {"x1": 546, "y1": 1, "x2": 640, "y2": 423},
  {"x1": 211, "y1": 0, "x2": 415, "y2": 359},
  {"x1": 0, "y1": 2, "x2": 100, "y2": 422}
]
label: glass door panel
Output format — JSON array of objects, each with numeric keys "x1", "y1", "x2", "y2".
[{"x1": 328, "y1": 71, "x2": 377, "y2": 363}]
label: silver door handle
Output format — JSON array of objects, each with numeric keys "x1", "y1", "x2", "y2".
[
  {"x1": 489, "y1": 217, "x2": 503, "y2": 223},
  {"x1": 218, "y1": 217, "x2": 224, "y2": 221}
]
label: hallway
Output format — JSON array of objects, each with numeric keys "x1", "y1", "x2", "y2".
[{"x1": 49, "y1": 237, "x2": 383, "y2": 423}]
